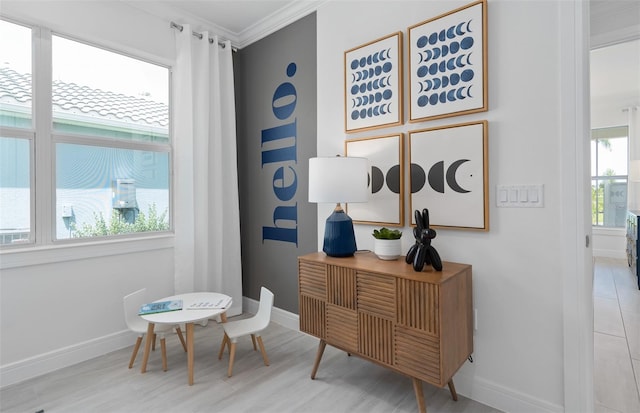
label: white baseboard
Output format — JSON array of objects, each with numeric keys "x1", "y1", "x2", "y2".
[
  {"x1": 454, "y1": 371, "x2": 564, "y2": 413},
  {"x1": 1, "y1": 298, "x2": 565, "y2": 413},
  {"x1": 593, "y1": 248, "x2": 627, "y2": 259},
  {"x1": 0, "y1": 330, "x2": 133, "y2": 388}
]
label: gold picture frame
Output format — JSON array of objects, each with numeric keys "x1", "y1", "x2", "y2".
[{"x1": 345, "y1": 32, "x2": 403, "y2": 133}]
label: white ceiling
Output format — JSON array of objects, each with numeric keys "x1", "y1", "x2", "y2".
[
  {"x1": 126, "y1": 0, "x2": 638, "y2": 107},
  {"x1": 123, "y1": 0, "x2": 324, "y2": 49}
]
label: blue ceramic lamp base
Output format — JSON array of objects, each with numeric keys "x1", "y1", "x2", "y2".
[{"x1": 322, "y1": 206, "x2": 357, "y2": 257}]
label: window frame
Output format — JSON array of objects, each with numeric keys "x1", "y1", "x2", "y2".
[
  {"x1": 0, "y1": 18, "x2": 174, "y2": 253},
  {"x1": 590, "y1": 125, "x2": 629, "y2": 228}
]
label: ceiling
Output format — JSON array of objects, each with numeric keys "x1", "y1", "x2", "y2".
[
  {"x1": 126, "y1": 0, "x2": 638, "y2": 106},
  {"x1": 123, "y1": 0, "x2": 324, "y2": 49}
]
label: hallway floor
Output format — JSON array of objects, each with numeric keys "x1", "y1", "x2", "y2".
[{"x1": 594, "y1": 257, "x2": 640, "y2": 412}]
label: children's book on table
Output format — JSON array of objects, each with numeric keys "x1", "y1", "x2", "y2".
[
  {"x1": 138, "y1": 299, "x2": 183, "y2": 315},
  {"x1": 187, "y1": 296, "x2": 231, "y2": 310}
]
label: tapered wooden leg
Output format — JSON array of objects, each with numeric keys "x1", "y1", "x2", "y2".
[
  {"x1": 186, "y1": 322, "x2": 195, "y2": 385},
  {"x1": 220, "y1": 312, "x2": 227, "y2": 323},
  {"x1": 251, "y1": 334, "x2": 257, "y2": 351},
  {"x1": 256, "y1": 336, "x2": 269, "y2": 366},
  {"x1": 152, "y1": 333, "x2": 157, "y2": 351},
  {"x1": 412, "y1": 378, "x2": 427, "y2": 413},
  {"x1": 128, "y1": 336, "x2": 143, "y2": 369},
  {"x1": 310, "y1": 339, "x2": 326, "y2": 379},
  {"x1": 218, "y1": 333, "x2": 229, "y2": 360},
  {"x1": 228, "y1": 341, "x2": 237, "y2": 377},
  {"x1": 175, "y1": 327, "x2": 187, "y2": 352},
  {"x1": 140, "y1": 323, "x2": 155, "y2": 373},
  {"x1": 447, "y1": 379, "x2": 458, "y2": 401},
  {"x1": 160, "y1": 338, "x2": 168, "y2": 371}
]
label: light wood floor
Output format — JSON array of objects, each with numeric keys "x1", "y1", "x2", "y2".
[
  {"x1": 594, "y1": 257, "x2": 640, "y2": 413},
  {"x1": 0, "y1": 318, "x2": 501, "y2": 413}
]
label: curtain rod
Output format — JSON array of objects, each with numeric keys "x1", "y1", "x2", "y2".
[{"x1": 170, "y1": 21, "x2": 237, "y2": 52}]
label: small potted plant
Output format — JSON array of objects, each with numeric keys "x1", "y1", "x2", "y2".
[{"x1": 372, "y1": 227, "x2": 403, "y2": 260}]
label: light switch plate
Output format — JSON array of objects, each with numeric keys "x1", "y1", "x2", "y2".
[{"x1": 496, "y1": 184, "x2": 544, "y2": 208}]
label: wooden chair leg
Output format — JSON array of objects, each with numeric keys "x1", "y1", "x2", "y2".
[
  {"x1": 152, "y1": 333, "x2": 157, "y2": 351},
  {"x1": 128, "y1": 336, "x2": 143, "y2": 369},
  {"x1": 176, "y1": 327, "x2": 187, "y2": 352},
  {"x1": 256, "y1": 336, "x2": 269, "y2": 366},
  {"x1": 218, "y1": 333, "x2": 229, "y2": 360},
  {"x1": 250, "y1": 334, "x2": 257, "y2": 351},
  {"x1": 227, "y1": 341, "x2": 237, "y2": 377},
  {"x1": 160, "y1": 338, "x2": 168, "y2": 372}
]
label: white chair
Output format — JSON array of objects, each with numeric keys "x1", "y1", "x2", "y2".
[
  {"x1": 123, "y1": 288, "x2": 187, "y2": 371},
  {"x1": 218, "y1": 287, "x2": 274, "y2": 377}
]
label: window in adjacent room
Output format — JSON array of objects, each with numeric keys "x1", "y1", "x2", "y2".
[{"x1": 591, "y1": 125, "x2": 628, "y2": 228}]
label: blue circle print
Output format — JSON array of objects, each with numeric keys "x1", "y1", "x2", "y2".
[
  {"x1": 375, "y1": 92, "x2": 382, "y2": 102},
  {"x1": 359, "y1": 84, "x2": 367, "y2": 93},
  {"x1": 429, "y1": 93, "x2": 439, "y2": 105},
  {"x1": 417, "y1": 35, "x2": 429, "y2": 48},
  {"x1": 439, "y1": 29, "x2": 446, "y2": 42},
  {"x1": 373, "y1": 106, "x2": 380, "y2": 116},
  {"x1": 360, "y1": 109, "x2": 367, "y2": 118},
  {"x1": 367, "y1": 81, "x2": 373, "y2": 91},
  {"x1": 439, "y1": 91, "x2": 447, "y2": 103},
  {"x1": 446, "y1": 26, "x2": 456, "y2": 39},
  {"x1": 287, "y1": 63, "x2": 297, "y2": 77},
  {"x1": 383, "y1": 89, "x2": 392, "y2": 100},
  {"x1": 442, "y1": 44, "x2": 449, "y2": 57},
  {"x1": 417, "y1": 65, "x2": 429, "y2": 78},
  {"x1": 363, "y1": 95, "x2": 369, "y2": 105},
  {"x1": 375, "y1": 65, "x2": 382, "y2": 76},
  {"x1": 439, "y1": 61, "x2": 447, "y2": 73},
  {"x1": 373, "y1": 79, "x2": 379, "y2": 89},
  {"x1": 447, "y1": 57, "x2": 456, "y2": 70},
  {"x1": 369, "y1": 68, "x2": 375, "y2": 77},
  {"x1": 359, "y1": 57, "x2": 367, "y2": 67},
  {"x1": 442, "y1": 76, "x2": 449, "y2": 88},
  {"x1": 450, "y1": 41, "x2": 460, "y2": 54},
  {"x1": 373, "y1": 52, "x2": 379, "y2": 63},
  {"x1": 351, "y1": 85, "x2": 359, "y2": 95},
  {"x1": 351, "y1": 110, "x2": 359, "y2": 120},
  {"x1": 461, "y1": 69, "x2": 474, "y2": 82},
  {"x1": 450, "y1": 73, "x2": 461, "y2": 85},
  {"x1": 461, "y1": 36, "x2": 474, "y2": 50},
  {"x1": 383, "y1": 62, "x2": 392, "y2": 73},
  {"x1": 362, "y1": 70, "x2": 368, "y2": 80},
  {"x1": 351, "y1": 59, "x2": 359, "y2": 70},
  {"x1": 433, "y1": 77, "x2": 441, "y2": 89},
  {"x1": 367, "y1": 55, "x2": 372, "y2": 65},
  {"x1": 447, "y1": 89, "x2": 457, "y2": 101},
  {"x1": 429, "y1": 32, "x2": 438, "y2": 45},
  {"x1": 418, "y1": 95, "x2": 429, "y2": 107},
  {"x1": 432, "y1": 48, "x2": 441, "y2": 59},
  {"x1": 429, "y1": 63, "x2": 438, "y2": 75},
  {"x1": 367, "y1": 108, "x2": 373, "y2": 117}
]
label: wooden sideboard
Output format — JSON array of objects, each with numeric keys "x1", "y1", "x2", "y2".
[{"x1": 298, "y1": 251, "x2": 473, "y2": 413}]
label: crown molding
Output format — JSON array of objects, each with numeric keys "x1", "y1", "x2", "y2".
[{"x1": 235, "y1": 0, "x2": 327, "y2": 49}]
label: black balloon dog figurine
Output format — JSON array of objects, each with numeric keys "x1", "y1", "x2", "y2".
[{"x1": 405, "y1": 208, "x2": 443, "y2": 271}]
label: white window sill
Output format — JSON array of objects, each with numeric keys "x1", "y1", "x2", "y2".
[{"x1": 0, "y1": 233, "x2": 174, "y2": 270}]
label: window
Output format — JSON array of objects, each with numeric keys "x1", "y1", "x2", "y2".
[
  {"x1": 591, "y1": 126, "x2": 628, "y2": 228},
  {"x1": 0, "y1": 20, "x2": 33, "y2": 244},
  {"x1": 0, "y1": 19, "x2": 172, "y2": 246}
]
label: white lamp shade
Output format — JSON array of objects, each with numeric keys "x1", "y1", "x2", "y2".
[{"x1": 309, "y1": 156, "x2": 369, "y2": 203}]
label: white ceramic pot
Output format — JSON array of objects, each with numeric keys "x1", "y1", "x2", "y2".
[{"x1": 374, "y1": 238, "x2": 402, "y2": 260}]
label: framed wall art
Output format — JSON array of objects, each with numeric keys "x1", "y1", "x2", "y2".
[
  {"x1": 345, "y1": 133, "x2": 404, "y2": 226},
  {"x1": 408, "y1": 0, "x2": 487, "y2": 123},
  {"x1": 409, "y1": 121, "x2": 488, "y2": 230},
  {"x1": 345, "y1": 32, "x2": 403, "y2": 133}
]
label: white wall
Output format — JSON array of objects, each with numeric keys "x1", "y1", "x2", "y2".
[
  {"x1": 0, "y1": 1, "x2": 177, "y2": 386},
  {"x1": 317, "y1": 1, "x2": 569, "y2": 411}
]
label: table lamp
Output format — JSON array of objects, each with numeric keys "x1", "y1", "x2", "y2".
[{"x1": 309, "y1": 156, "x2": 369, "y2": 257}]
